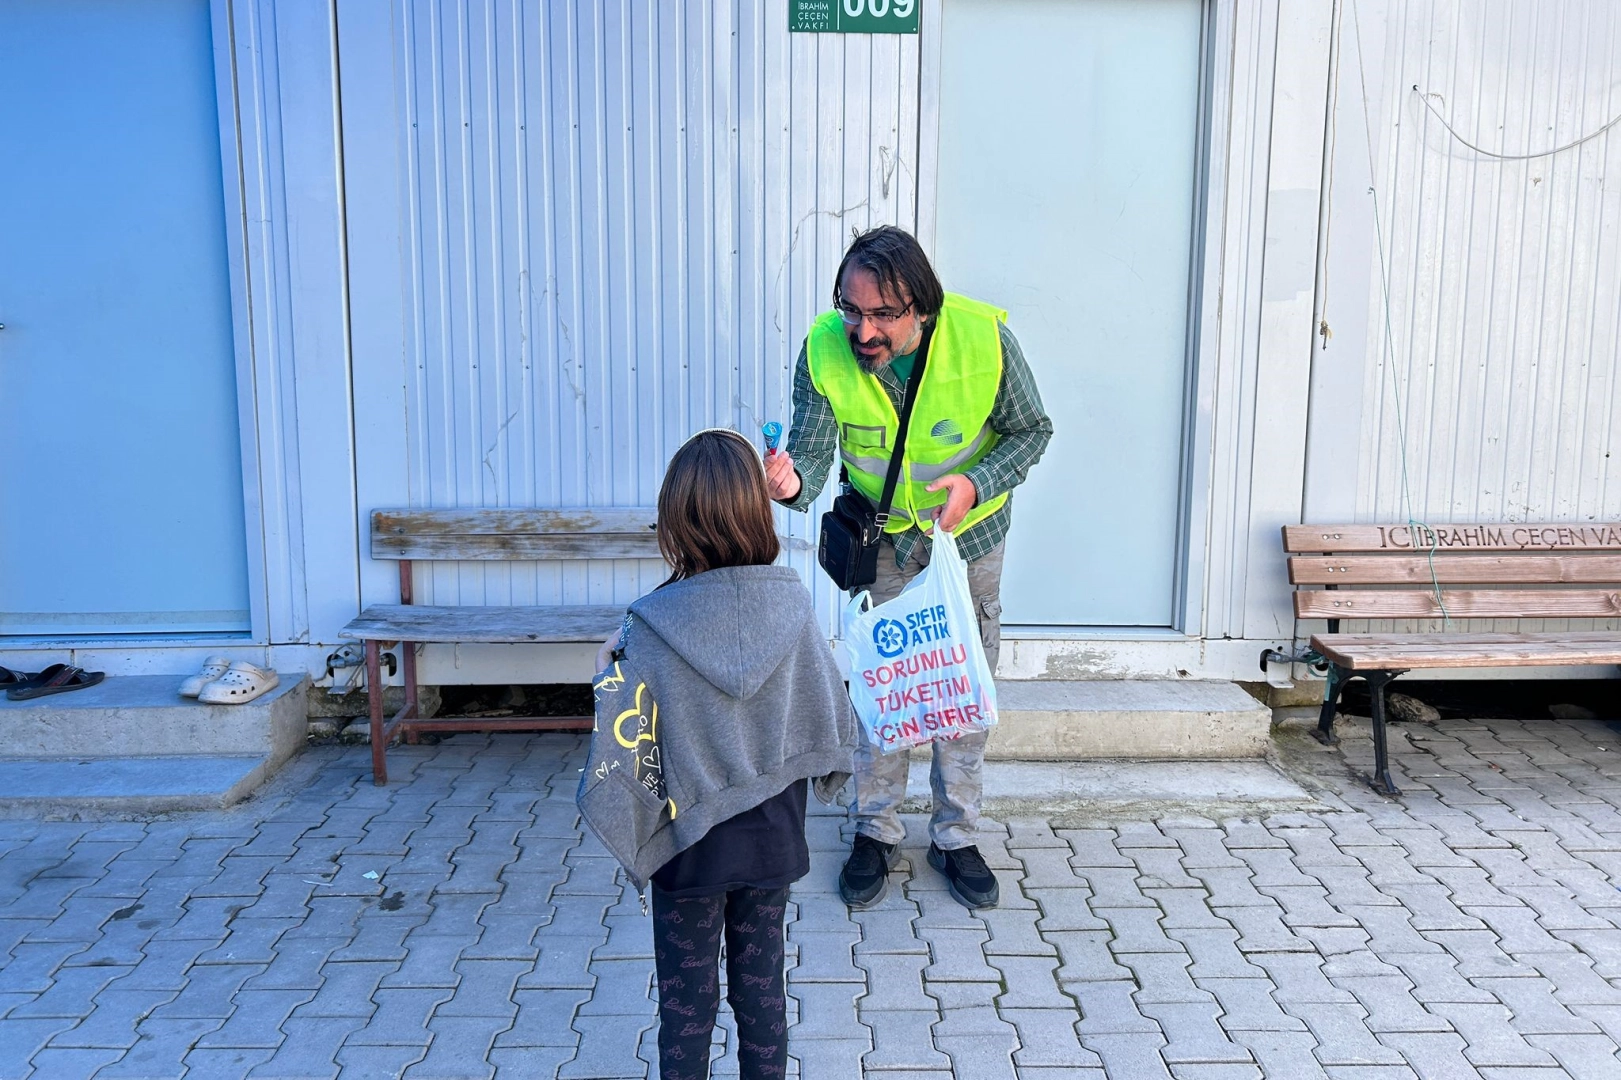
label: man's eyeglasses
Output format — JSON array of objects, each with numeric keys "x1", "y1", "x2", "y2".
[{"x1": 837, "y1": 302, "x2": 913, "y2": 329}]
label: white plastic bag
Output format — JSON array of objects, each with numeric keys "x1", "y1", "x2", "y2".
[{"x1": 842, "y1": 528, "x2": 999, "y2": 754}]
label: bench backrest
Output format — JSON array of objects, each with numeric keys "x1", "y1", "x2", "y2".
[
  {"x1": 371, "y1": 508, "x2": 662, "y2": 562},
  {"x1": 1283, "y1": 523, "x2": 1621, "y2": 620}
]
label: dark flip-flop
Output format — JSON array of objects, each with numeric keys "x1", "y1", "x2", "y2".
[
  {"x1": 0, "y1": 666, "x2": 40, "y2": 689},
  {"x1": 5, "y1": 663, "x2": 105, "y2": 701}
]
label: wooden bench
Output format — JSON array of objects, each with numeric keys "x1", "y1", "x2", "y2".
[
  {"x1": 340, "y1": 508, "x2": 660, "y2": 784},
  {"x1": 1283, "y1": 522, "x2": 1621, "y2": 795}
]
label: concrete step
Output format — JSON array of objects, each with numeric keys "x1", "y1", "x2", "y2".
[
  {"x1": 987, "y1": 679, "x2": 1272, "y2": 760},
  {"x1": 903, "y1": 758, "x2": 1312, "y2": 818},
  {"x1": 0, "y1": 673, "x2": 307, "y2": 758},
  {"x1": 0, "y1": 673, "x2": 308, "y2": 815},
  {"x1": 0, "y1": 756, "x2": 282, "y2": 816}
]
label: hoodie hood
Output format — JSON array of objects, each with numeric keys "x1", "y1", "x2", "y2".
[
  {"x1": 629, "y1": 565, "x2": 815, "y2": 699},
  {"x1": 579, "y1": 562, "x2": 857, "y2": 891}
]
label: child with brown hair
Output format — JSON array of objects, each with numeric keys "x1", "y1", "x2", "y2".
[{"x1": 578, "y1": 428, "x2": 857, "y2": 1080}]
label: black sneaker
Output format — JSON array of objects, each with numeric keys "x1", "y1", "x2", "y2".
[
  {"x1": 927, "y1": 843, "x2": 1000, "y2": 909},
  {"x1": 839, "y1": 834, "x2": 898, "y2": 909}
]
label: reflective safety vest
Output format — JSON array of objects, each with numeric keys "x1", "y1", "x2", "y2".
[{"x1": 806, "y1": 292, "x2": 1009, "y2": 536}]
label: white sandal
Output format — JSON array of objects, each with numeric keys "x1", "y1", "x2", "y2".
[
  {"x1": 198, "y1": 661, "x2": 279, "y2": 705},
  {"x1": 179, "y1": 656, "x2": 232, "y2": 699}
]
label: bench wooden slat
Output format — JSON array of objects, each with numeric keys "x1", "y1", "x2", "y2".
[
  {"x1": 1311, "y1": 631, "x2": 1621, "y2": 670},
  {"x1": 1295, "y1": 588, "x2": 1621, "y2": 620},
  {"x1": 373, "y1": 508, "x2": 657, "y2": 535},
  {"x1": 339, "y1": 604, "x2": 626, "y2": 643},
  {"x1": 373, "y1": 534, "x2": 663, "y2": 561},
  {"x1": 1283, "y1": 523, "x2": 1621, "y2": 554},
  {"x1": 358, "y1": 506, "x2": 665, "y2": 784},
  {"x1": 1288, "y1": 554, "x2": 1621, "y2": 585}
]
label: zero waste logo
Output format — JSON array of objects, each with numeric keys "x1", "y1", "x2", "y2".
[{"x1": 873, "y1": 618, "x2": 908, "y2": 659}]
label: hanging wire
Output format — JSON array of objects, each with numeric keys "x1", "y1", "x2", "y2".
[
  {"x1": 1399, "y1": 35, "x2": 1620, "y2": 625},
  {"x1": 1348, "y1": 0, "x2": 1451, "y2": 629},
  {"x1": 1413, "y1": 87, "x2": 1621, "y2": 161}
]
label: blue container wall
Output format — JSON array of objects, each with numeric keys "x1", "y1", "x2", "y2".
[{"x1": 0, "y1": 0, "x2": 251, "y2": 637}]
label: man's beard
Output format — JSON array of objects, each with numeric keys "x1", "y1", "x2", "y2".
[{"x1": 850, "y1": 332, "x2": 893, "y2": 374}]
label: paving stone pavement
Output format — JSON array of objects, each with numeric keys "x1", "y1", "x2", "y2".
[{"x1": 6, "y1": 710, "x2": 1621, "y2": 1077}]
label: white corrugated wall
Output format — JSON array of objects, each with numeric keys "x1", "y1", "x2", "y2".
[
  {"x1": 339, "y1": 0, "x2": 1344, "y2": 678},
  {"x1": 1308, "y1": 0, "x2": 1621, "y2": 637},
  {"x1": 341, "y1": 1, "x2": 923, "y2": 635}
]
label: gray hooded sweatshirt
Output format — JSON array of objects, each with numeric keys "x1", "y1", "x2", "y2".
[{"x1": 577, "y1": 565, "x2": 857, "y2": 891}]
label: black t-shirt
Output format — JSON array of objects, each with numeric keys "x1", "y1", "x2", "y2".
[{"x1": 651, "y1": 778, "x2": 810, "y2": 898}]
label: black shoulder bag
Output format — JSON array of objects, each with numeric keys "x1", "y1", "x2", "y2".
[{"x1": 816, "y1": 323, "x2": 934, "y2": 591}]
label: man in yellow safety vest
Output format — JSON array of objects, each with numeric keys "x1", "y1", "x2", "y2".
[{"x1": 766, "y1": 226, "x2": 1053, "y2": 911}]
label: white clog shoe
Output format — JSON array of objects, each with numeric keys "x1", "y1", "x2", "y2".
[
  {"x1": 179, "y1": 656, "x2": 232, "y2": 699},
  {"x1": 198, "y1": 661, "x2": 280, "y2": 705}
]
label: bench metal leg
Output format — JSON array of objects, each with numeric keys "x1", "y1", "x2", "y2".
[
  {"x1": 1313, "y1": 663, "x2": 1349, "y2": 746},
  {"x1": 402, "y1": 642, "x2": 421, "y2": 745},
  {"x1": 1366, "y1": 670, "x2": 1403, "y2": 797},
  {"x1": 366, "y1": 640, "x2": 388, "y2": 786}
]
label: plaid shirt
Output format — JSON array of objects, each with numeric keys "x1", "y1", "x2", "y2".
[{"x1": 781, "y1": 318, "x2": 1053, "y2": 567}]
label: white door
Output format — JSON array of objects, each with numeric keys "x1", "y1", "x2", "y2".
[{"x1": 932, "y1": 0, "x2": 1205, "y2": 627}]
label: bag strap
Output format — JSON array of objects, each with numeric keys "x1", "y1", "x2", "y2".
[{"x1": 874, "y1": 321, "x2": 935, "y2": 530}]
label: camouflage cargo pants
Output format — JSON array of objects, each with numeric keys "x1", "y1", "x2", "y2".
[{"x1": 853, "y1": 538, "x2": 1004, "y2": 850}]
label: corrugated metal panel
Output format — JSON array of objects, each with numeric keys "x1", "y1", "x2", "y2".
[
  {"x1": 1199, "y1": 0, "x2": 1285, "y2": 641},
  {"x1": 1324, "y1": 0, "x2": 1621, "y2": 634},
  {"x1": 366, "y1": 1, "x2": 921, "y2": 632}
]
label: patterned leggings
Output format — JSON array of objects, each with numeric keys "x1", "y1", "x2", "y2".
[{"x1": 650, "y1": 884, "x2": 790, "y2": 1080}]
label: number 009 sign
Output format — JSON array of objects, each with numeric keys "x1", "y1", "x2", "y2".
[{"x1": 790, "y1": 0, "x2": 919, "y2": 34}]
